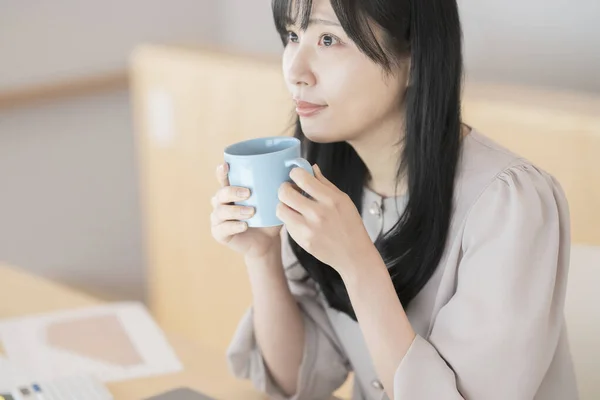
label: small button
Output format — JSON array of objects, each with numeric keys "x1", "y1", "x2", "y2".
[
  {"x1": 369, "y1": 202, "x2": 382, "y2": 217},
  {"x1": 371, "y1": 379, "x2": 384, "y2": 390}
]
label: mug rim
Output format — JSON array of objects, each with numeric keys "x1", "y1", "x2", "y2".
[{"x1": 224, "y1": 136, "x2": 300, "y2": 157}]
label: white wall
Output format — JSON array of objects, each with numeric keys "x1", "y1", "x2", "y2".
[
  {"x1": 0, "y1": 90, "x2": 141, "y2": 300},
  {"x1": 1, "y1": 0, "x2": 597, "y2": 94},
  {"x1": 216, "y1": 0, "x2": 282, "y2": 56},
  {"x1": 0, "y1": 0, "x2": 219, "y2": 90},
  {"x1": 460, "y1": 0, "x2": 600, "y2": 93}
]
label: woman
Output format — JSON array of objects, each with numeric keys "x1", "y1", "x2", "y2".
[{"x1": 210, "y1": 0, "x2": 578, "y2": 398}]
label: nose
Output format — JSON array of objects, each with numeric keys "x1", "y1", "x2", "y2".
[{"x1": 285, "y1": 46, "x2": 317, "y2": 87}]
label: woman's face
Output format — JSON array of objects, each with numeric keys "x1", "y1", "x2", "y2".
[{"x1": 283, "y1": 0, "x2": 409, "y2": 144}]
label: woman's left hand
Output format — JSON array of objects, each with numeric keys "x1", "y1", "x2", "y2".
[{"x1": 277, "y1": 164, "x2": 378, "y2": 277}]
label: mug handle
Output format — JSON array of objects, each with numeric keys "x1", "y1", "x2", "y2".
[{"x1": 285, "y1": 158, "x2": 314, "y2": 176}]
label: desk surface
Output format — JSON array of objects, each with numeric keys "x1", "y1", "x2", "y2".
[{"x1": 0, "y1": 264, "x2": 265, "y2": 400}]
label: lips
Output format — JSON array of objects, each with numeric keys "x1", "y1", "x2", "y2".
[{"x1": 295, "y1": 100, "x2": 327, "y2": 117}]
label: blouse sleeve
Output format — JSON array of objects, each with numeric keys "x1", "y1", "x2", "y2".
[
  {"x1": 393, "y1": 164, "x2": 571, "y2": 399},
  {"x1": 227, "y1": 228, "x2": 350, "y2": 400}
]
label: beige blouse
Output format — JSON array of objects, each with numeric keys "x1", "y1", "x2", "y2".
[{"x1": 226, "y1": 130, "x2": 579, "y2": 400}]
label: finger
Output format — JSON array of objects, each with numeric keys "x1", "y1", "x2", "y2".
[
  {"x1": 212, "y1": 221, "x2": 248, "y2": 243},
  {"x1": 212, "y1": 204, "x2": 255, "y2": 225},
  {"x1": 211, "y1": 207, "x2": 249, "y2": 226},
  {"x1": 278, "y1": 182, "x2": 316, "y2": 217},
  {"x1": 216, "y1": 163, "x2": 230, "y2": 187},
  {"x1": 313, "y1": 164, "x2": 336, "y2": 189},
  {"x1": 278, "y1": 203, "x2": 310, "y2": 249},
  {"x1": 215, "y1": 185, "x2": 251, "y2": 205},
  {"x1": 276, "y1": 201, "x2": 304, "y2": 227},
  {"x1": 289, "y1": 167, "x2": 328, "y2": 202}
]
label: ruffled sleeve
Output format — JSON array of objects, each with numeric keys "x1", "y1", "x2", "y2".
[{"x1": 393, "y1": 164, "x2": 572, "y2": 399}]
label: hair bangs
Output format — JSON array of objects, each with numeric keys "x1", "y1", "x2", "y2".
[
  {"x1": 272, "y1": 0, "x2": 313, "y2": 43},
  {"x1": 272, "y1": 0, "x2": 399, "y2": 70}
]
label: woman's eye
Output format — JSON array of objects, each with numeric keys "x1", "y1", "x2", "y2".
[
  {"x1": 318, "y1": 34, "x2": 340, "y2": 47},
  {"x1": 287, "y1": 31, "x2": 299, "y2": 43}
]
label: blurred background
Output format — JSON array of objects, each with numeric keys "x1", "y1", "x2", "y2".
[
  {"x1": 0, "y1": 0, "x2": 599, "y2": 303},
  {"x1": 1, "y1": 2, "x2": 600, "y2": 399}
]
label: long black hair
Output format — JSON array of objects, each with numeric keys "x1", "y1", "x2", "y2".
[{"x1": 273, "y1": 0, "x2": 463, "y2": 320}]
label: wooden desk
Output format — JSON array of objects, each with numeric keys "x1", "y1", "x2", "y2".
[{"x1": 0, "y1": 263, "x2": 265, "y2": 400}]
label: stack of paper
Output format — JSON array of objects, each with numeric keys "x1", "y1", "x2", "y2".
[{"x1": 0, "y1": 302, "x2": 182, "y2": 392}]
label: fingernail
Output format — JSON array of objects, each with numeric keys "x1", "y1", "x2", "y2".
[
  {"x1": 241, "y1": 207, "x2": 254, "y2": 216},
  {"x1": 237, "y1": 222, "x2": 248, "y2": 232},
  {"x1": 237, "y1": 188, "x2": 250, "y2": 198},
  {"x1": 223, "y1": 163, "x2": 229, "y2": 173}
]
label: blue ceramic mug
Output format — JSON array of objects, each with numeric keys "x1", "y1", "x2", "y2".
[{"x1": 224, "y1": 137, "x2": 314, "y2": 227}]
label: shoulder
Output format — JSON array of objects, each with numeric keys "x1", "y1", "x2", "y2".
[{"x1": 453, "y1": 129, "x2": 569, "y2": 232}]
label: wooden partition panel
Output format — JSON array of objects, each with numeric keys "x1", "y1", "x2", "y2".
[{"x1": 131, "y1": 45, "x2": 293, "y2": 350}]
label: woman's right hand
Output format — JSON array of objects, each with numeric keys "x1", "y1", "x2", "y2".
[{"x1": 210, "y1": 163, "x2": 283, "y2": 259}]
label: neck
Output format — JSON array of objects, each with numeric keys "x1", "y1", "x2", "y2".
[
  {"x1": 348, "y1": 119, "x2": 471, "y2": 199},
  {"x1": 347, "y1": 114, "x2": 406, "y2": 199}
]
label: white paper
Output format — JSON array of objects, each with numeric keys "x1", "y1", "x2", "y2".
[{"x1": 0, "y1": 302, "x2": 182, "y2": 392}]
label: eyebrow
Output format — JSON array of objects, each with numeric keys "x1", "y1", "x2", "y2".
[{"x1": 308, "y1": 18, "x2": 341, "y2": 27}]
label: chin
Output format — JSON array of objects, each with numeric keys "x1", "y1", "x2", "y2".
[
  {"x1": 302, "y1": 131, "x2": 336, "y2": 143},
  {"x1": 299, "y1": 121, "x2": 347, "y2": 144}
]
